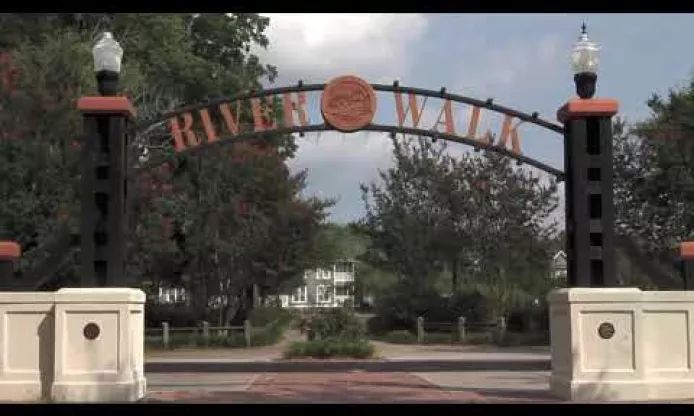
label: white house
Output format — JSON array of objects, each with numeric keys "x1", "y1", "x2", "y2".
[
  {"x1": 279, "y1": 260, "x2": 356, "y2": 308},
  {"x1": 551, "y1": 250, "x2": 568, "y2": 282},
  {"x1": 146, "y1": 284, "x2": 187, "y2": 305}
]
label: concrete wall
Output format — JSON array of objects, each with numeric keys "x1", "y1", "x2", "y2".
[
  {"x1": 549, "y1": 288, "x2": 694, "y2": 401},
  {"x1": 0, "y1": 288, "x2": 145, "y2": 402}
]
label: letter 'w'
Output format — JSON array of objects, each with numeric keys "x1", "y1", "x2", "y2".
[{"x1": 394, "y1": 92, "x2": 425, "y2": 128}]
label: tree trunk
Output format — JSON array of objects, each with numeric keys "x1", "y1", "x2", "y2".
[
  {"x1": 252, "y1": 283, "x2": 260, "y2": 308},
  {"x1": 451, "y1": 259, "x2": 459, "y2": 293},
  {"x1": 223, "y1": 294, "x2": 241, "y2": 326}
]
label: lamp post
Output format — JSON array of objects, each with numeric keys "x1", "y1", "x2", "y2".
[
  {"x1": 558, "y1": 24, "x2": 618, "y2": 287},
  {"x1": 77, "y1": 31, "x2": 134, "y2": 287},
  {"x1": 92, "y1": 32, "x2": 123, "y2": 96},
  {"x1": 571, "y1": 23, "x2": 599, "y2": 99}
]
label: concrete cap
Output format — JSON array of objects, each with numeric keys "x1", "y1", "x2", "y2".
[
  {"x1": 548, "y1": 287, "x2": 694, "y2": 304},
  {"x1": 54, "y1": 288, "x2": 145, "y2": 304},
  {"x1": 547, "y1": 287, "x2": 642, "y2": 304},
  {"x1": 0, "y1": 292, "x2": 56, "y2": 304}
]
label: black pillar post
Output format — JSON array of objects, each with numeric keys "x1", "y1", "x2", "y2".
[
  {"x1": 558, "y1": 99, "x2": 619, "y2": 287},
  {"x1": 77, "y1": 97, "x2": 135, "y2": 287}
]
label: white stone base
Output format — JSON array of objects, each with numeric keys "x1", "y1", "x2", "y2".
[
  {"x1": 0, "y1": 381, "x2": 46, "y2": 402},
  {"x1": 51, "y1": 377, "x2": 146, "y2": 402},
  {"x1": 0, "y1": 288, "x2": 146, "y2": 403},
  {"x1": 551, "y1": 376, "x2": 694, "y2": 401},
  {"x1": 549, "y1": 288, "x2": 694, "y2": 402}
]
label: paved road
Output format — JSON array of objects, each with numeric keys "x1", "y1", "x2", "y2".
[
  {"x1": 143, "y1": 371, "x2": 559, "y2": 403},
  {"x1": 143, "y1": 332, "x2": 556, "y2": 403}
]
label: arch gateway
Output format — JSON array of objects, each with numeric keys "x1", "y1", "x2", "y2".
[{"x1": 1, "y1": 33, "x2": 694, "y2": 403}]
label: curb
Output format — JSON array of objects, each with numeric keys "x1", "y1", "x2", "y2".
[{"x1": 145, "y1": 358, "x2": 551, "y2": 373}]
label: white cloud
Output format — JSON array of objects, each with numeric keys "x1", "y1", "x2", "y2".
[
  {"x1": 287, "y1": 131, "x2": 395, "y2": 223},
  {"x1": 256, "y1": 14, "x2": 430, "y2": 222},
  {"x1": 456, "y1": 34, "x2": 565, "y2": 99},
  {"x1": 257, "y1": 14, "x2": 429, "y2": 85}
]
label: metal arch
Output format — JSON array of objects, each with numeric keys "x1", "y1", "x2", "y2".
[
  {"x1": 130, "y1": 83, "x2": 565, "y2": 135},
  {"x1": 132, "y1": 123, "x2": 565, "y2": 181},
  {"x1": 370, "y1": 84, "x2": 564, "y2": 134}
]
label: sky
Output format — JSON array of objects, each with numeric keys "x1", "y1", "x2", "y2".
[{"x1": 254, "y1": 13, "x2": 694, "y2": 224}]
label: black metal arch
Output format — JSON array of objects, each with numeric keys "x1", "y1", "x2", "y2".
[
  {"x1": 132, "y1": 82, "x2": 565, "y2": 135},
  {"x1": 134, "y1": 122, "x2": 565, "y2": 180}
]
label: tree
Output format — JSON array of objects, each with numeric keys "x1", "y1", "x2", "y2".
[
  {"x1": 613, "y1": 78, "x2": 694, "y2": 288},
  {"x1": 359, "y1": 135, "x2": 558, "y2": 319},
  {"x1": 359, "y1": 137, "x2": 451, "y2": 296},
  {"x1": 0, "y1": 14, "x2": 332, "y2": 326}
]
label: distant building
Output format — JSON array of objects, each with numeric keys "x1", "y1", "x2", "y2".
[
  {"x1": 146, "y1": 284, "x2": 188, "y2": 305},
  {"x1": 551, "y1": 250, "x2": 568, "y2": 283},
  {"x1": 279, "y1": 260, "x2": 356, "y2": 308},
  {"x1": 143, "y1": 260, "x2": 357, "y2": 309}
]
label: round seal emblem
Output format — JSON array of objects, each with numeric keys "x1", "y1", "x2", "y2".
[
  {"x1": 598, "y1": 322, "x2": 615, "y2": 339},
  {"x1": 321, "y1": 75, "x2": 377, "y2": 132},
  {"x1": 83, "y1": 322, "x2": 101, "y2": 340}
]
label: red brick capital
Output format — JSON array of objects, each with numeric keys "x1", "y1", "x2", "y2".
[
  {"x1": 77, "y1": 96, "x2": 136, "y2": 118},
  {"x1": 0, "y1": 241, "x2": 20, "y2": 261},
  {"x1": 557, "y1": 98, "x2": 619, "y2": 124},
  {"x1": 681, "y1": 242, "x2": 694, "y2": 261}
]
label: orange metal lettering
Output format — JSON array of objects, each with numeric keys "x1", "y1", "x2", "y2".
[
  {"x1": 467, "y1": 106, "x2": 481, "y2": 139},
  {"x1": 496, "y1": 115, "x2": 522, "y2": 155},
  {"x1": 199, "y1": 108, "x2": 219, "y2": 143},
  {"x1": 433, "y1": 100, "x2": 455, "y2": 135},
  {"x1": 169, "y1": 112, "x2": 199, "y2": 152},
  {"x1": 251, "y1": 96, "x2": 277, "y2": 132},
  {"x1": 394, "y1": 92, "x2": 425, "y2": 128},
  {"x1": 282, "y1": 92, "x2": 308, "y2": 127},
  {"x1": 483, "y1": 130, "x2": 494, "y2": 144},
  {"x1": 218, "y1": 101, "x2": 241, "y2": 136}
]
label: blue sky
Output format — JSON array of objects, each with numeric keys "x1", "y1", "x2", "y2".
[{"x1": 255, "y1": 13, "x2": 694, "y2": 224}]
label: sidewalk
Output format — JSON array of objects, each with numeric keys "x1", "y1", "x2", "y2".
[
  {"x1": 143, "y1": 331, "x2": 556, "y2": 403},
  {"x1": 144, "y1": 371, "x2": 558, "y2": 403},
  {"x1": 146, "y1": 332, "x2": 550, "y2": 364}
]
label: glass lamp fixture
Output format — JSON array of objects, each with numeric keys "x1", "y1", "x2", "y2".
[
  {"x1": 571, "y1": 23, "x2": 599, "y2": 99},
  {"x1": 92, "y1": 32, "x2": 123, "y2": 96}
]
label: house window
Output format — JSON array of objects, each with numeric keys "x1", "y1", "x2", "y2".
[
  {"x1": 292, "y1": 286, "x2": 307, "y2": 303},
  {"x1": 317, "y1": 268, "x2": 331, "y2": 279},
  {"x1": 335, "y1": 284, "x2": 353, "y2": 297},
  {"x1": 335, "y1": 262, "x2": 353, "y2": 273},
  {"x1": 316, "y1": 285, "x2": 332, "y2": 303}
]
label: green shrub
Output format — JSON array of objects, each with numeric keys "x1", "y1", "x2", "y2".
[
  {"x1": 305, "y1": 308, "x2": 366, "y2": 341},
  {"x1": 250, "y1": 320, "x2": 284, "y2": 346},
  {"x1": 249, "y1": 306, "x2": 295, "y2": 327},
  {"x1": 373, "y1": 286, "x2": 494, "y2": 330},
  {"x1": 422, "y1": 331, "x2": 457, "y2": 344},
  {"x1": 461, "y1": 332, "x2": 493, "y2": 345},
  {"x1": 207, "y1": 332, "x2": 246, "y2": 348},
  {"x1": 145, "y1": 304, "x2": 205, "y2": 327},
  {"x1": 365, "y1": 315, "x2": 410, "y2": 336},
  {"x1": 496, "y1": 331, "x2": 550, "y2": 347},
  {"x1": 144, "y1": 318, "x2": 288, "y2": 350},
  {"x1": 375, "y1": 330, "x2": 418, "y2": 344},
  {"x1": 284, "y1": 338, "x2": 374, "y2": 359}
]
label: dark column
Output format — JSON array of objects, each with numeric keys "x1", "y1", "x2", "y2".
[
  {"x1": 77, "y1": 97, "x2": 135, "y2": 287},
  {"x1": 558, "y1": 99, "x2": 619, "y2": 287}
]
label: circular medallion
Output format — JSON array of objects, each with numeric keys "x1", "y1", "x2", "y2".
[
  {"x1": 83, "y1": 322, "x2": 101, "y2": 340},
  {"x1": 321, "y1": 75, "x2": 377, "y2": 132},
  {"x1": 598, "y1": 322, "x2": 615, "y2": 339}
]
